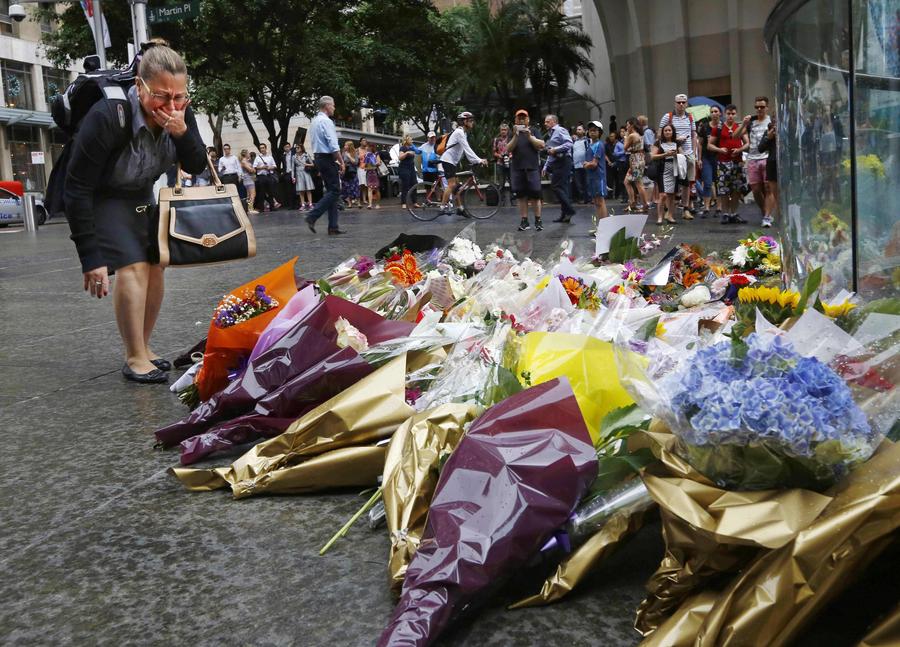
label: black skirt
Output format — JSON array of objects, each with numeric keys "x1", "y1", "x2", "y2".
[{"x1": 93, "y1": 190, "x2": 157, "y2": 274}]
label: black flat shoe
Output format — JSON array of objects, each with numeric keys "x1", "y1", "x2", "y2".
[
  {"x1": 305, "y1": 216, "x2": 316, "y2": 233},
  {"x1": 328, "y1": 229, "x2": 346, "y2": 235},
  {"x1": 151, "y1": 358, "x2": 172, "y2": 371},
  {"x1": 122, "y1": 364, "x2": 168, "y2": 384}
]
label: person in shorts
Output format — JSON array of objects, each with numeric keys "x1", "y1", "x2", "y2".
[
  {"x1": 658, "y1": 93, "x2": 700, "y2": 217},
  {"x1": 506, "y1": 109, "x2": 545, "y2": 231},
  {"x1": 737, "y1": 96, "x2": 772, "y2": 224},
  {"x1": 708, "y1": 104, "x2": 749, "y2": 224}
]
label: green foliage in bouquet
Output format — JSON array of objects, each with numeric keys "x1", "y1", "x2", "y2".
[
  {"x1": 586, "y1": 404, "x2": 655, "y2": 497},
  {"x1": 607, "y1": 228, "x2": 642, "y2": 264}
]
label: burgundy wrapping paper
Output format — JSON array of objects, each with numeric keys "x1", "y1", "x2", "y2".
[
  {"x1": 155, "y1": 296, "x2": 413, "y2": 449},
  {"x1": 178, "y1": 349, "x2": 373, "y2": 464},
  {"x1": 377, "y1": 377, "x2": 598, "y2": 647}
]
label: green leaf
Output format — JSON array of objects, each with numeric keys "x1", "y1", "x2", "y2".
[
  {"x1": 796, "y1": 266, "x2": 823, "y2": 314},
  {"x1": 316, "y1": 279, "x2": 333, "y2": 296},
  {"x1": 634, "y1": 316, "x2": 661, "y2": 343},
  {"x1": 587, "y1": 449, "x2": 656, "y2": 496}
]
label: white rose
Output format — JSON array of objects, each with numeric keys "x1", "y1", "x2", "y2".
[
  {"x1": 335, "y1": 317, "x2": 368, "y2": 352},
  {"x1": 680, "y1": 284, "x2": 712, "y2": 308}
]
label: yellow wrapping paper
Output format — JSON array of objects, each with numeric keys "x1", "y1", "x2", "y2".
[
  {"x1": 382, "y1": 403, "x2": 481, "y2": 592},
  {"x1": 509, "y1": 494, "x2": 652, "y2": 609},
  {"x1": 172, "y1": 355, "x2": 415, "y2": 499},
  {"x1": 635, "y1": 423, "x2": 833, "y2": 636},
  {"x1": 516, "y1": 332, "x2": 634, "y2": 443}
]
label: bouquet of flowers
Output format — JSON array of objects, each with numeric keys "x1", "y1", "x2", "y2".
[
  {"x1": 729, "y1": 234, "x2": 781, "y2": 276},
  {"x1": 190, "y1": 258, "x2": 299, "y2": 403},
  {"x1": 617, "y1": 278, "x2": 897, "y2": 490}
]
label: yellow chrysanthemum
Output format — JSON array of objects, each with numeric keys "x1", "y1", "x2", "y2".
[
  {"x1": 821, "y1": 300, "x2": 857, "y2": 318},
  {"x1": 761, "y1": 254, "x2": 782, "y2": 272}
]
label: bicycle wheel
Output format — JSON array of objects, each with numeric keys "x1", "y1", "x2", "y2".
[
  {"x1": 407, "y1": 183, "x2": 444, "y2": 221},
  {"x1": 460, "y1": 181, "x2": 501, "y2": 219}
]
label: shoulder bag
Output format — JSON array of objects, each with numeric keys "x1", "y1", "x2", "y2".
[{"x1": 157, "y1": 153, "x2": 256, "y2": 268}]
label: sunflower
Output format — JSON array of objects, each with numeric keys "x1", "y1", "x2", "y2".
[
  {"x1": 738, "y1": 286, "x2": 800, "y2": 309},
  {"x1": 820, "y1": 299, "x2": 857, "y2": 318}
]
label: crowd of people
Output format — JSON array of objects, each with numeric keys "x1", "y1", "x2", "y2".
[
  {"x1": 490, "y1": 92, "x2": 780, "y2": 231},
  {"x1": 168, "y1": 92, "x2": 781, "y2": 237}
]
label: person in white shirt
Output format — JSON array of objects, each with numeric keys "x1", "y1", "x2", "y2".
[
  {"x1": 737, "y1": 96, "x2": 772, "y2": 225},
  {"x1": 253, "y1": 143, "x2": 280, "y2": 212},
  {"x1": 440, "y1": 111, "x2": 487, "y2": 212},
  {"x1": 658, "y1": 93, "x2": 700, "y2": 217},
  {"x1": 217, "y1": 143, "x2": 242, "y2": 188}
]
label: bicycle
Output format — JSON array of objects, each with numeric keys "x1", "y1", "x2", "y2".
[{"x1": 407, "y1": 170, "x2": 501, "y2": 221}]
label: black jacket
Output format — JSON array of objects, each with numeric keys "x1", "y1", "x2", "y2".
[{"x1": 64, "y1": 101, "x2": 207, "y2": 272}]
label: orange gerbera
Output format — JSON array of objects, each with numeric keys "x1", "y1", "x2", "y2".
[
  {"x1": 559, "y1": 276, "x2": 584, "y2": 305},
  {"x1": 682, "y1": 271, "x2": 702, "y2": 288},
  {"x1": 385, "y1": 250, "x2": 423, "y2": 287}
]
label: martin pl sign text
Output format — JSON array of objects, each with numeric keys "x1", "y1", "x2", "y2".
[{"x1": 148, "y1": 0, "x2": 200, "y2": 24}]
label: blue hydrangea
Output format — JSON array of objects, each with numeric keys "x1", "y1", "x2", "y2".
[{"x1": 665, "y1": 333, "x2": 875, "y2": 470}]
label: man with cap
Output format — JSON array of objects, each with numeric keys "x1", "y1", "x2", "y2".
[
  {"x1": 507, "y1": 109, "x2": 546, "y2": 231},
  {"x1": 658, "y1": 93, "x2": 701, "y2": 218},
  {"x1": 419, "y1": 131, "x2": 440, "y2": 186},
  {"x1": 542, "y1": 114, "x2": 575, "y2": 223}
]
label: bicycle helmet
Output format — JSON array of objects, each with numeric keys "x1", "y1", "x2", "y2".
[{"x1": 457, "y1": 111, "x2": 474, "y2": 120}]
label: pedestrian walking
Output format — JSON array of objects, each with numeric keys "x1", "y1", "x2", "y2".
[
  {"x1": 304, "y1": 96, "x2": 345, "y2": 235},
  {"x1": 658, "y1": 93, "x2": 700, "y2": 218},
  {"x1": 240, "y1": 149, "x2": 259, "y2": 213},
  {"x1": 698, "y1": 106, "x2": 721, "y2": 217},
  {"x1": 613, "y1": 131, "x2": 628, "y2": 200},
  {"x1": 507, "y1": 109, "x2": 545, "y2": 231},
  {"x1": 542, "y1": 114, "x2": 575, "y2": 223},
  {"x1": 253, "y1": 143, "x2": 280, "y2": 212},
  {"x1": 357, "y1": 137, "x2": 369, "y2": 205},
  {"x1": 492, "y1": 124, "x2": 513, "y2": 205},
  {"x1": 64, "y1": 42, "x2": 207, "y2": 384},
  {"x1": 364, "y1": 143, "x2": 382, "y2": 209},
  {"x1": 757, "y1": 116, "x2": 779, "y2": 228},
  {"x1": 341, "y1": 141, "x2": 360, "y2": 208},
  {"x1": 294, "y1": 143, "x2": 315, "y2": 210},
  {"x1": 639, "y1": 115, "x2": 658, "y2": 209},
  {"x1": 571, "y1": 124, "x2": 589, "y2": 204},
  {"x1": 707, "y1": 104, "x2": 749, "y2": 224},
  {"x1": 397, "y1": 135, "x2": 419, "y2": 209},
  {"x1": 420, "y1": 131, "x2": 440, "y2": 186},
  {"x1": 217, "y1": 143, "x2": 241, "y2": 189},
  {"x1": 583, "y1": 121, "x2": 609, "y2": 225},
  {"x1": 623, "y1": 118, "x2": 650, "y2": 213},
  {"x1": 737, "y1": 96, "x2": 772, "y2": 225},
  {"x1": 652, "y1": 124, "x2": 680, "y2": 225},
  {"x1": 278, "y1": 142, "x2": 297, "y2": 210}
]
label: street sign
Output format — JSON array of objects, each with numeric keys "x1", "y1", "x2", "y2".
[{"x1": 148, "y1": 0, "x2": 200, "y2": 24}]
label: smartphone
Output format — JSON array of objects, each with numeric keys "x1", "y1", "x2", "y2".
[
  {"x1": 516, "y1": 124, "x2": 528, "y2": 132},
  {"x1": 749, "y1": 115, "x2": 758, "y2": 122}
]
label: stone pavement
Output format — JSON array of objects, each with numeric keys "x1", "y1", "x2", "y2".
[{"x1": 0, "y1": 201, "x2": 760, "y2": 646}]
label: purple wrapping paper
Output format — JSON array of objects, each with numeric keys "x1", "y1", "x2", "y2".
[
  {"x1": 155, "y1": 296, "x2": 413, "y2": 450},
  {"x1": 377, "y1": 377, "x2": 598, "y2": 647},
  {"x1": 178, "y1": 348, "x2": 374, "y2": 464}
]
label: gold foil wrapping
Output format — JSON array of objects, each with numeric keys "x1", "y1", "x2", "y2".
[
  {"x1": 635, "y1": 423, "x2": 833, "y2": 636},
  {"x1": 859, "y1": 604, "x2": 900, "y2": 647},
  {"x1": 172, "y1": 355, "x2": 415, "y2": 498},
  {"x1": 637, "y1": 426, "x2": 900, "y2": 647},
  {"x1": 509, "y1": 499, "x2": 652, "y2": 609},
  {"x1": 382, "y1": 402, "x2": 481, "y2": 592}
]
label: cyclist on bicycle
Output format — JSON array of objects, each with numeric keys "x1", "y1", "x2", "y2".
[{"x1": 440, "y1": 111, "x2": 487, "y2": 214}]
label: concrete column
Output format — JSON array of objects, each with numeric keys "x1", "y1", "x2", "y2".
[{"x1": 727, "y1": 0, "x2": 743, "y2": 111}]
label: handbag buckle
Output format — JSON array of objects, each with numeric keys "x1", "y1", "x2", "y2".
[
  {"x1": 173, "y1": 187, "x2": 183, "y2": 196},
  {"x1": 215, "y1": 185, "x2": 226, "y2": 193},
  {"x1": 200, "y1": 233, "x2": 219, "y2": 247}
]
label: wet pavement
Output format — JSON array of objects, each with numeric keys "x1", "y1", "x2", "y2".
[{"x1": 0, "y1": 200, "x2": 760, "y2": 646}]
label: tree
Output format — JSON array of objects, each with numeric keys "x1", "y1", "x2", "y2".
[
  {"x1": 35, "y1": 2, "x2": 134, "y2": 68},
  {"x1": 519, "y1": 0, "x2": 594, "y2": 117}
]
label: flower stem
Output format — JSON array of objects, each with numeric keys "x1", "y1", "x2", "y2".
[{"x1": 319, "y1": 488, "x2": 383, "y2": 556}]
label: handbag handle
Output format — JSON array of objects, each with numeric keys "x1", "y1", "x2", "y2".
[{"x1": 175, "y1": 153, "x2": 224, "y2": 190}]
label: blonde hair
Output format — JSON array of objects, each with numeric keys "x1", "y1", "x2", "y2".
[
  {"x1": 138, "y1": 39, "x2": 187, "y2": 80},
  {"x1": 401, "y1": 134, "x2": 413, "y2": 146},
  {"x1": 345, "y1": 141, "x2": 356, "y2": 154}
]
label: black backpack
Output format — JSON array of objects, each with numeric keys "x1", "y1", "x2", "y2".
[{"x1": 44, "y1": 53, "x2": 144, "y2": 218}]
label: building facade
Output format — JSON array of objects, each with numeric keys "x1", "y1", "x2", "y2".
[
  {"x1": 592, "y1": 0, "x2": 778, "y2": 121},
  {"x1": 0, "y1": 3, "x2": 77, "y2": 193}
]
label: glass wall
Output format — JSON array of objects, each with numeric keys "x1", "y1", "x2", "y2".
[
  {"x1": 8, "y1": 125, "x2": 46, "y2": 191},
  {"x1": 1, "y1": 60, "x2": 35, "y2": 110},
  {"x1": 772, "y1": 0, "x2": 898, "y2": 299}
]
